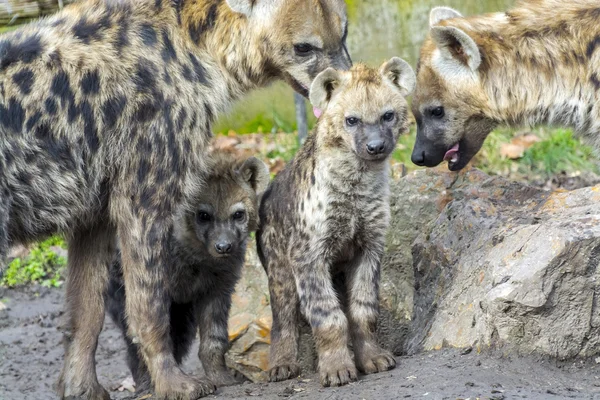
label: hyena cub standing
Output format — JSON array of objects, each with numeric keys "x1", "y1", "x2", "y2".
[
  {"x1": 257, "y1": 58, "x2": 416, "y2": 387},
  {"x1": 106, "y1": 152, "x2": 269, "y2": 390}
]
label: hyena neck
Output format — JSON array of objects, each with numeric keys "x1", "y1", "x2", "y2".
[
  {"x1": 480, "y1": 17, "x2": 598, "y2": 137},
  {"x1": 178, "y1": 0, "x2": 275, "y2": 106}
]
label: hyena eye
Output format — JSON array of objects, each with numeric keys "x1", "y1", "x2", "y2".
[
  {"x1": 197, "y1": 212, "x2": 211, "y2": 223},
  {"x1": 232, "y1": 211, "x2": 245, "y2": 221},
  {"x1": 382, "y1": 112, "x2": 395, "y2": 122},
  {"x1": 345, "y1": 117, "x2": 360, "y2": 127},
  {"x1": 431, "y1": 107, "x2": 445, "y2": 118},
  {"x1": 294, "y1": 43, "x2": 314, "y2": 56}
]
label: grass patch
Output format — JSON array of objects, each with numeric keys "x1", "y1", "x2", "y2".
[{"x1": 2, "y1": 236, "x2": 67, "y2": 288}]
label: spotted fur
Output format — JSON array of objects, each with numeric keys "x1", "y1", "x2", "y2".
[
  {"x1": 257, "y1": 59, "x2": 415, "y2": 388},
  {"x1": 105, "y1": 152, "x2": 269, "y2": 392},
  {"x1": 411, "y1": 0, "x2": 600, "y2": 171},
  {"x1": 0, "y1": 0, "x2": 351, "y2": 398}
]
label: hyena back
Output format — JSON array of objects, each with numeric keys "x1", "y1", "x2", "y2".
[
  {"x1": 106, "y1": 152, "x2": 269, "y2": 391},
  {"x1": 257, "y1": 58, "x2": 416, "y2": 387},
  {"x1": 411, "y1": 0, "x2": 600, "y2": 171},
  {"x1": 0, "y1": 0, "x2": 351, "y2": 398}
]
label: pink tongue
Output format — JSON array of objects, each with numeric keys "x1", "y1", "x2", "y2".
[
  {"x1": 443, "y1": 143, "x2": 460, "y2": 161},
  {"x1": 313, "y1": 107, "x2": 322, "y2": 119}
]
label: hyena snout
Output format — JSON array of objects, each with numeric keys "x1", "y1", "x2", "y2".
[
  {"x1": 214, "y1": 241, "x2": 232, "y2": 255},
  {"x1": 366, "y1": 139, "x2": 386, "y2": 155}
]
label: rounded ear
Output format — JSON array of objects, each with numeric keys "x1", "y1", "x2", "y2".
[
  {"x1": 309, "y1": 68, "x2": 342, "y2": 112},
  {"x1": 429, "y1": 6, "x2": 463, "y2": 27},
  {"x1": 226, "y1": 0, "x2": 253, "y2": 15},
  {"x1": 380, "y1": 57, "x2": 416, "y2": 97},
  {"x1": 430, "y1": 25, "x2": 481, "y2": 71},
  {"x1": 237, "y1": 157, "x2": 270, "y2": 194}
]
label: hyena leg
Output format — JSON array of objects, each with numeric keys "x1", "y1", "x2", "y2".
[
  {"x1": 0, "y1": 184, "x2": 10, "y2": 270},
  {"x1": 295, "y1": 258, "x2": 358, "y2": 387},
  {"x1": 116, "y1": 208, "x2": 215, "y2": 399},
  {"x1": 194, "y1": 292, "x2": 238, "y2": 387},
  {"x1": 170, "y1": 301, "x2": 197, "y2": 365},
  {"x1": 104, "y1": 264, "x2": 151, "y2": 390},
  {"x1": 346, "y1": 250, "x2": 395, "y2": 374},
  {"x1": 57, "y1": 223, "x2": 114, "y2": 400},
  {"x1": 266, "y1": 263, "x2": 301, "y2": 382}
]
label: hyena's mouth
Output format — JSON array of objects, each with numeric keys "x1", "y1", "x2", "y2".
[
  {"x1": 283, "y1": 73, "x2": 310, "y2": 99},
  {"x1": 444, "y1": 143, "x2": 460, "y2": 169}
]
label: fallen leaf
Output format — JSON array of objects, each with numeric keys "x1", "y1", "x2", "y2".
[
  {"x1": 500, "y1": 143, "x2": 525, "y2": 159},
  {"x1": 512, "y1": 133, "x2": 540, "y2": 149}
]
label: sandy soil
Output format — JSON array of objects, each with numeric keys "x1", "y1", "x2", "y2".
[{"x1": 1, "y1": 285, "x2": 600, "y2": 400}]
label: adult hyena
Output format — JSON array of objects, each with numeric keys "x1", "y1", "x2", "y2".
[
  {"x1": 0, "y1": 0, "x2": 351, "y2": 398},
  {"x1": 410, "y1": 0, "x2": 600, "y2": 171}
]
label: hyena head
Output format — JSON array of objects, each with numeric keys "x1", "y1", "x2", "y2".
[
  {"x1": 227, "y1": 0, "x2": 352, "y2": 100},
  {"x1": 411, "y1": 7, "x2": 497, "y2": 171},
  {"x1": 309, "y1": 58, "x2": 415, "y2": 162},
  {"x1": 181, "y1": 153, "x2": 269, "y2": 259}
]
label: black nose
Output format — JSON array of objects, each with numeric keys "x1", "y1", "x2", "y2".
[
  {"x1": 411, "y1": 150, "x2": 426, "y2": 166},
  {"x1": 366, "y1": 140, "x2": 385, "y2": 155},
  {"x1": 215, "y1": 242, "x2": 232, "y2": 254}
]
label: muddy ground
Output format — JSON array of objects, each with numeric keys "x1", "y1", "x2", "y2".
[{"x1": 1, "y1": 286, "x2": 600, "y2": 400}]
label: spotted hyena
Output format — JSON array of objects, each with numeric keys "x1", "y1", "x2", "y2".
[
  {"x1": 106, "y1": 152, "x2": 269, "y2": 391},
  {"x1": 0, "y1": 0, "x2": 351, "y2": 398},
  {"x1": 257, "y1": 59, "x2": 415, "y2": 387},
  {"x1": 411, "y1": 1, "x2": 600, "y2": 171}
]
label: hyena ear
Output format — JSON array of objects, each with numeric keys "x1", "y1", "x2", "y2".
[
  {"x1": 237, "y1": 157, "x2": 270, "y2": 194},
  {"x1": 429, "y1": 6, "x2": 462, "y2": 27},
  {"x1": 380, "y1": 57, "x2": 416, "y2": 97},
  {"x1": 430, "y1": 25, "x2": 481, "y2": 71},
  {"x1": 309, "y1": 68, "x2": 342, "y2": 112}
]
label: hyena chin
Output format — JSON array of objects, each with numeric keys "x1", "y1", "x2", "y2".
[
  {"x1": 257, "y1": 58, "x2": 415, "y2": 388},
  {"x1": 411, "y1": 1, "x2": 600, "y2": 172},
  {"x1": 106, "y1": 152, "x2": 269, "y2": 391},
  {"x1": 0, "y1": 0, "x2": 350, "y2": 398}
]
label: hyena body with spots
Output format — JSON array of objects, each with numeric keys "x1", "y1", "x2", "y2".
[
  {"x1": 106, "y1": 152, "x2": 269, "y2": 391},
  {"x1": 257, "y1": 59, "x2": 415, "y2": 387},
  {"x1": 411, "y1": 0, "x2": 600, "y2": 171},
  {"x1": 0, "y1": 0, "x2": 351, "y2": 398}
]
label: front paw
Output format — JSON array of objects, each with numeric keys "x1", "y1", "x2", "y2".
[
  {"x1": 356, "y1": 347, "x2": 396, "y2": 375},
  {"x1": 318, "y1": 352, "x2": 358, "y2": 387},
  {"x1": 268, "y1": 364, "x2": 301, "y2": 382},
  {"x1": 208, "y1": 371, "x2": 244, "y2": 387}
]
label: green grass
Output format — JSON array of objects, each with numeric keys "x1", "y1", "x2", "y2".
[{"x1": 2, "y1": 236, "x2": 67, "y2": 288}]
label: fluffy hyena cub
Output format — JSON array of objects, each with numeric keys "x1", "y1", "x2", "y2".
[
  {"x1": 106, "y1": 152, "x2": 269, "y2": 390},
  {"x1": 257, "y1": 58, "x2": 416, "y2": 387}
]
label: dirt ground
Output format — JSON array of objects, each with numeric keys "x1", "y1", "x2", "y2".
[{"x1": 1, "y1": 286, "x2": 600, "y2": 400}]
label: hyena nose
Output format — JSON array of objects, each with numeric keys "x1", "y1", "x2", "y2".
[
  {"x1": 366, "y1": 140, "x2": 386, "y2": 155},
  {"x1": 411, "y1": 150, "x2": 426, "y2": 166},
  {"x1": 215, "y1": 242, "x2": 232, "y2": 254}
]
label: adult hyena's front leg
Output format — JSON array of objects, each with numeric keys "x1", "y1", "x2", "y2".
[
  {"x1": 58, "y1": 223, "x2": 114, "y2": 400},
  {"x1": 194, "y1": 291, "x2": 239, "y2": 387},
  {"x1": 0, "y1": 184, "x2": 10, "y2": 270},
  {"x1": 346, "y1": 249, "x2": 395, "y2": 375},
  {"x1": 115, "y1": 195, "x2": 215, "y2": 400},
  {"x1": 294, "y1": 254, "x2": 357, "y2": 387}
]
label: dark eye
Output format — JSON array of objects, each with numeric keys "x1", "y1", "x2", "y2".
[
  {"x1": 197, "y1": 212, "x2": 211, "y2": 222},
  {"x1": 346, "y1": 117, "x2": 360, "y2": 126},
  {"x1": 382, "y1": 112, "x2": 395, "y2": 122},
  {"x1": 294, "y1": 43, "x2": 314, "y2": 56},
  {"x1": 232, "y1": 211, "x2": 245, "y2": 221},
  {"x1": 431, "y1": 107, "x2": 445, "y2": 118}
]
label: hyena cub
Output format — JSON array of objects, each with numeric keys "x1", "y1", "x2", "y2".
[
  {"x1": 106, "y1": 152, "x2": 269, "y2": 390},
  {"x1": 257, "y1": 58, "x2": 416, "y2": 387}
]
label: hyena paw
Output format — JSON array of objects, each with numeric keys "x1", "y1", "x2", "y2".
[
  {"x1": 318, "y1": 355, "x2": 358, "y2": 387},
  {"x1": 208, "y1": 370, "x2": 245, "y2": 387},
  {"x1": 268, "y1": 364, "x2": 301, "y2": 382},
  {"x1": 59, "y1": 383, "x2": 110, "y2": 400},
  {"x1": 155, "y1": 374, "x2": 216, "y2": 400},
  {"x1": 356, "y1": 348, "x2": 396, "y2": 375}
]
